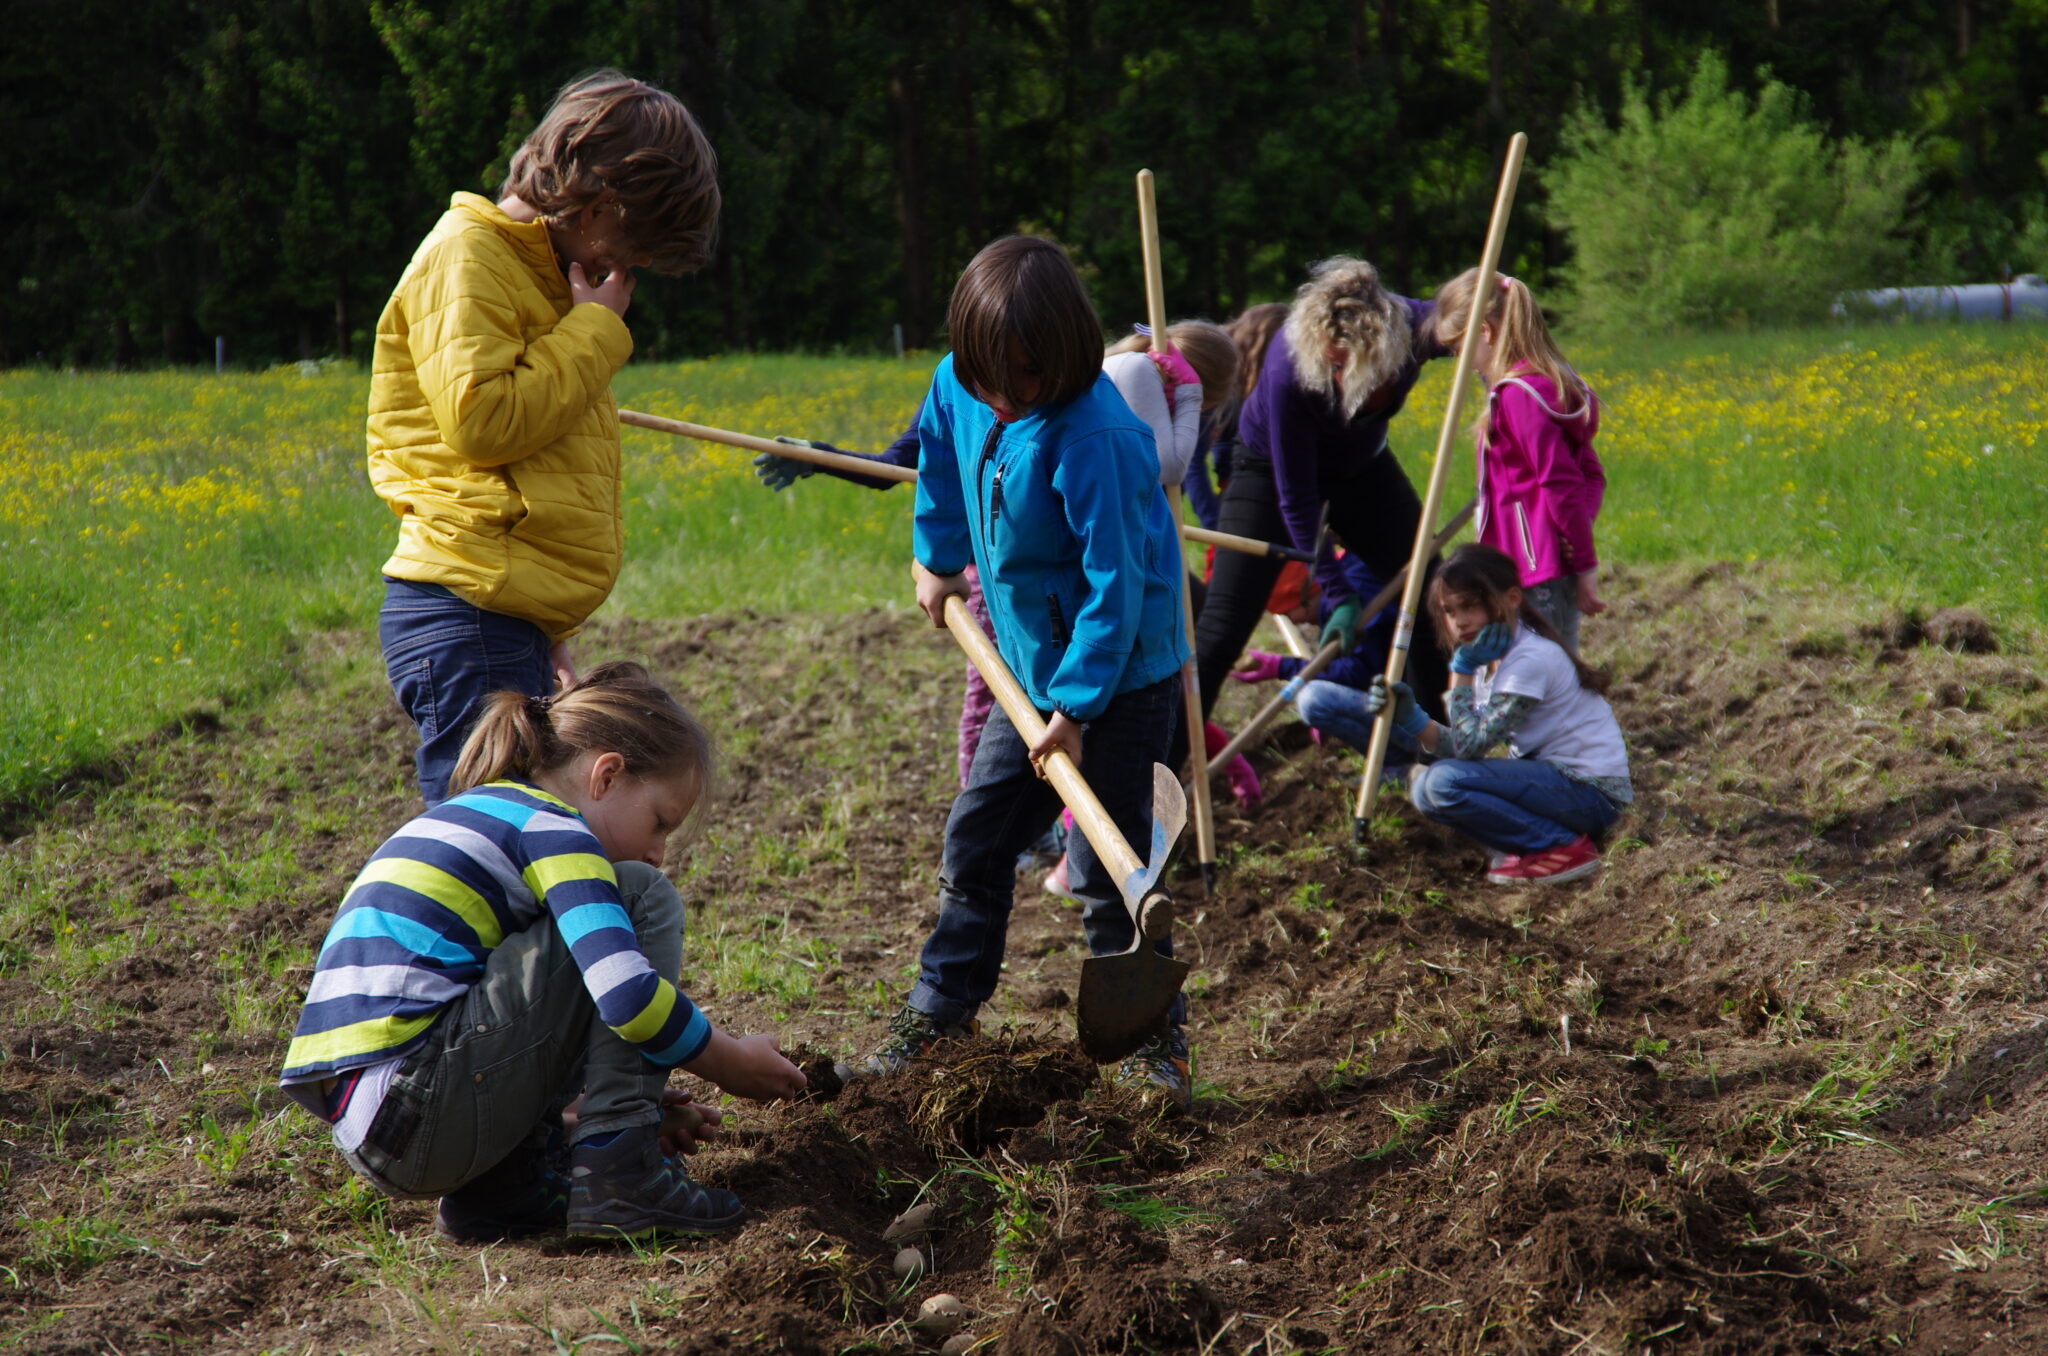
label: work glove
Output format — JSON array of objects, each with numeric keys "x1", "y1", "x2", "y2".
[
  {"x1": 1230, "y1": 650, "x2": 1286, "y2": 684},
  {"x1": 1367, "y1": 675, "x2": 1429, "y2": 742},
  {"x1": 1319, "y1": 596, "x2": 1363, "y2": 653},
  {"x1": 752, "y1": 436, "x2": 821, "y2": 492},
  {"x1": 1449, "y1": 621, "x2": 1513, "y2": 675}
]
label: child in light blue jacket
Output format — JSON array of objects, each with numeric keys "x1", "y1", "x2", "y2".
[{"x1": 842, "y1": 235, "x2": 1194, "y2": 1107}]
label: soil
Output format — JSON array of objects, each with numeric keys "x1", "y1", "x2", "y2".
[{"x1": 3, "y1": 561, "x2": 2047, "y2": 1353}]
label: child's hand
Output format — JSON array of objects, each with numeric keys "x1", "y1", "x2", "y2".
[
  {"x1": 657, "y1": 1087, "x2": 722, "y2": 1155},
  {"x1": 548, "y1": 640, "x2": 578, "y2": 692},
  {"x1": 1231, "y1": 650, "x2": 1286, "y2": 684},
  {"x1": 1449, "y1": 622, "x2": 1512, "y2": 674},
  {"x1": 1028, "y1": 712, "x2": 1084, "y2": 777},
  {"x1": 1575, "y1": 571, "x2": 1606, "y2": 616},
  {"x1": 1367, "y1": 676, "x2": 1429, "y2": 740},
  {"x1": 569, "y1": 261, "x2": 636, "y2": 318},
  {"x1": 912, "y1": 562, "x2": 972, "y2": 629},
  {"x1": 692, "y1": 1031, "x2": 807, "y2": 1102}
]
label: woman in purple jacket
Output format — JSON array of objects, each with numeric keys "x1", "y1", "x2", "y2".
[{"x1": 1193, "y1": 257, "x2": 1453, "y2": 721}]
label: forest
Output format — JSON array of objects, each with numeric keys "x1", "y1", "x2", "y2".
[{"x1": 6, "y1": 0, "x2": 2046, "y2": 366}]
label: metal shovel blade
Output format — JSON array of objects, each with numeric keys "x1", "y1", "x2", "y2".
[
  {"x1": 1077, "y1": 942, "x2": 1191, "y2": 1063},
  {"x1": 1075, "y1": 764, "x2": 1192, "y2": 1063}
]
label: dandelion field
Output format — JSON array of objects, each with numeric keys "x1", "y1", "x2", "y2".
[{"x1": 0, "y1": 325, "x2": 2040, "y2": 809}]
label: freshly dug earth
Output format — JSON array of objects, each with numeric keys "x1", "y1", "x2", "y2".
[{"x1": 2, "y1": 561, "x2": 2046, "y2": 1354}]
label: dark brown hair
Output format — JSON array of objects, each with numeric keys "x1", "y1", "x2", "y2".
[
  {"x1": 946, "y1": 236, "x2": 1103, "y2": 412},
  {"x1": 451, "y1": 661, "x2": 717, "y2": 821},
  {"x1": 1428, "y1": 544, "x2": 1608, "y2": 693},
  {"x1": 501, "y1": 69, "x2": 721, "y2": 276}
]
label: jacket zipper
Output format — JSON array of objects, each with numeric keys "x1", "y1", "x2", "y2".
[
  {"x1": 976, "y1": 424, "x2": 1002, "y2": 536},
  {"x1": 1047, "y1": 592, "x2": 1069, "y2": 645},
  {"x1": 1513, "y1": 501, "x2": 1537, "y2": 570}
]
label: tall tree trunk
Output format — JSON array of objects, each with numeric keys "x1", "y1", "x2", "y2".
[{"x1": 891, "y1": 61, "x2": 933, "y2": 346}]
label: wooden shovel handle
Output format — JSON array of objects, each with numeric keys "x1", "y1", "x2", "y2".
[
  {"x1": 940, "y1": 593, "x2": 1147, "y2": 891},
  {"x1": 619, "y1": 409, "x2": 918, "y2": 483}
]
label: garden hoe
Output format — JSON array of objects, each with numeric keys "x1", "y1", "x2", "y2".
[{"x1": 939, "y1": 591, "x2": 1191, "y2": 1063}]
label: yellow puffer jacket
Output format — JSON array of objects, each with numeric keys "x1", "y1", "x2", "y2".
[{"x1": 367, "y1": 193, "x2": 634, "y2": 640}]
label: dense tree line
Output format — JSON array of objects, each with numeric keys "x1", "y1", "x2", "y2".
[{"x1": 5, "y1": 0, "x2": 2045, "y2": 366}]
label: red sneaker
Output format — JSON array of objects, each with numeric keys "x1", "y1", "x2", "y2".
[
  {"x1": 1491, "y1": 835, "x2": 1601, "y2": 885},
  {"x1": 1484, "y1": 852, "x2": 1523, "y2": 885}
]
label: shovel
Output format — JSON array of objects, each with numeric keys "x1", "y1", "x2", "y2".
[{"x1": 939, "y1": 592, "x2": 1192, "y2": 1062}]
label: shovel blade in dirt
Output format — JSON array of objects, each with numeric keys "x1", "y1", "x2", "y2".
[{"x1": 1075, "y1": 764, "x2": 1191, "y2": 1062}]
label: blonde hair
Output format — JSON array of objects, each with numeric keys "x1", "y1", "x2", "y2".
[
  {"x1": 451, "y1": 662, "x2": 716, "y2": 824},
  {"x1": 1228, "y1": 302, "x2": 1288, "y2": 400},
  {"x1": 1283, "y1": 257, "x2": 1412, "y2": 420},
  {"x1": 501, "y1": 69, "x2": 721, "y2": 276},
  {"x1": 1105, "y1": 321, "x2": 1241, "y2": 409},
  {"x1": 1432, "y1": 269, "x2": 1592, "y2": 434}
]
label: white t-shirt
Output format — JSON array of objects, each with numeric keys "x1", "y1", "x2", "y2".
[
  {"x1": 1476, "y1": 626, "x2": 1629, "y2": 781},
  {"x1": 1102, "y1": 350, "x2": 1201, "y2": 488}
]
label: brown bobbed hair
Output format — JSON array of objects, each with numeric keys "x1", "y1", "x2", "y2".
[
  {"x1": 1104, "y1": 321, "x2": 1242, "y2": 410},
  {"x1": 451, "y1": 661, "x2": 717, "y2": 828},
  {"x1": 947, "y1": 236, "x2": 1104, "y2": 413},
  {"x1": 501, "y1": 69, "x2": 721, "y2": 276},
  {"x1": 1428, "y1": 544, "x2": 1608, "y2": 693}
]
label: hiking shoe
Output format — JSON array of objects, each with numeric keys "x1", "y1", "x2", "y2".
[
  {"x1": 1043, "y1": 854, "x2": 1082, "y2": 903},
  {"x1": 566, "y1": 1126, "x2": 744, "y2": 1240},
  {"x1": 1490, "y1": 835, "x2": 1601, "y2": 886},
  {"x1": 436, "y1": 1143, "x2": 568, "y2": 1242},
  {"x1": 1113, "y1": 1026, "x2": 1192, "y2": 1112},
  {"x1": 835, "y1": 1004, "x2": 973, "y2": 1081}
]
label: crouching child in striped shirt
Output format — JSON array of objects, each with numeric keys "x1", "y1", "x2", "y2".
[{"x1": 280, "y1": 662, "x2": 807, "y2": 1242}]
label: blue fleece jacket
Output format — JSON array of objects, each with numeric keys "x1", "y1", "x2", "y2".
[{"x1": 913, "y1": 355, "x2": 1188, "y2": 723}]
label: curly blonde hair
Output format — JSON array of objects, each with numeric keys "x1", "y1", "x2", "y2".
[
  {"x1": 1283, "y1": 257, "x2": 1412, "y2": 420},
  {"x1": 501, "y1": 69, "x2": 721, "y2": 276}
]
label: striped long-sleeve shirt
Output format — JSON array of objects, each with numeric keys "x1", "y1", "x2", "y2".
[{"x1": 280, "y1": 781, "x2": 710, "y2": 1083}]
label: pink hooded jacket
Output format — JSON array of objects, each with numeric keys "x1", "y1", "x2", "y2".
[{"x1": 1475, "y1": 366, "x2": 1604, "y2": 588}]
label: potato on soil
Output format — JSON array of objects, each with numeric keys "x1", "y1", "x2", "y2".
[{"x1": 914, "y1": 1293, "x2": 966, "y2": 1337}]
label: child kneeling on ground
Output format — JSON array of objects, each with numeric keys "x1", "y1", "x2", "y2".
[
  {"x1": 1367, "y1": 544, "x2": 1631, "y2": 885},
  {"x1": 280, "y1": 663, "x2": 806, "y2": 1242}
]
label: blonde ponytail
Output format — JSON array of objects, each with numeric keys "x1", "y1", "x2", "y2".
[{"x1": 1431, "y1": 268, "x2": 1593, "y2": 442}]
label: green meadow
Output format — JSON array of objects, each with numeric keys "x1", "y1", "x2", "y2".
[{"x1": 1, "y1": 324, "x2": 2041, "y2": 809}]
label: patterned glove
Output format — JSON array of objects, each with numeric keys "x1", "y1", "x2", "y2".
[
  {"x1": 1449, "y1": 621, "x2": 1512, "y2": 675},
  {"x1": 752, "y1": 437, "x2": 820, "y2": 492},
  {"x1": 1367, "y1": 675, "x2": 1429, "y2": 741}
]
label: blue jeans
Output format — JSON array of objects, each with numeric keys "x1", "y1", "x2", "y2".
[
  {"x1": 1407, "y1": 757, "x2": 1619, "y2": 855},
  {"x1": 910, "y1": 677, "x2": 1182, "y2": 1030},
  {"x1": 379, "y1": 579, "x2": 552, "y2": 805}
]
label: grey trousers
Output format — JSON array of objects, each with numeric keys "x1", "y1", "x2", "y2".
[
  {"x1": 341, "y1": 861, "x2": 684, "y2": 1200},
  {"x1": 1526, "y1": 579, "x2": 1582, "y2": 655}
]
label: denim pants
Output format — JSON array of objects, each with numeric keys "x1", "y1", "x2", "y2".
[
  {"x1": 341, "y1": 862, "x2": 682, "y2": 1200},
  {"x1": 1525, "y1": 579, "x2": 1582, "y2": 654},
  {"x1": 1407, "y1": 757, "x2": 1619, "y2": 855},
  {"x1": 379, "y1": 578, "x2": 553, "y2": 805},
  {"x1": 911, "y1": 677, "x2": 1182, "y2": 1030},
  {"x1": 1293, "y1": 680, "x2": 1416, "y2": 774}
]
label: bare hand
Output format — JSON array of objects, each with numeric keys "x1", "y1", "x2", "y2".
[
  {"x1": 548, "y1": 639, "x2": 578, "y2": 692},
  {"x1": 1575, "y1": 571, "x2": 1607, "y2": 616},
  {"x1": 657, "y1": 1087, "x2": 723, "y2": 1156},
  {"x1": 1027, "y1": 712, "x2": 1083, "y2": 779},
  {"x1": 912, "y1": 561, "x2": 972, "y2": 629},
  {"x1": 569, "y1": 261, "x2": 636, "y2": 318},
  {"x1": 692, "y1": 1031, "x2": 807, "y2": 1103}
]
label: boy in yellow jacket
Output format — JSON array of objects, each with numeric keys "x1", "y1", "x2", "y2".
[{"x1": 368, "y1": 70, "x2": 721, "y2": 803}]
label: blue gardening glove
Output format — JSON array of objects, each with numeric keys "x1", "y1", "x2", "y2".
[
  {"x1": 1449, "y1": 621, "x2": 1512, "y2": 675},
  {"x1": 1319, "y1": 596, "x2": 1364, "y2": 653},
  {"x1": 1367, "y1": 676, "x2": 1429, "y2": 741},
  {"x1": 752, "y1": 436, "x2": 820, "y2": 492}
]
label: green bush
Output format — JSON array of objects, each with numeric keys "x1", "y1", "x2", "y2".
[{"x1": 1545, "y1": 52, "x2": 1924, "y2": 333}]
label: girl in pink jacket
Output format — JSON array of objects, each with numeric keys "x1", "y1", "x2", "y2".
[{"x1": 1432, "y1": 271, "x2": 1606, "y2": 652}]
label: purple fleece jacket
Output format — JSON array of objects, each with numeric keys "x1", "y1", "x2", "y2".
[{"x1": 1236, "y1": 298, "x2": 1447, "y2": 601}]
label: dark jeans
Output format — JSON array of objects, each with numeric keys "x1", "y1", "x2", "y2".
[
  {"x1": 1194, "y1": 453, "x2": 1451, "y2": 721},
  {"x1": 379, "y1": 578, "x2": 553, "y2": 805},
  {"x1": 910, "y1": 677, "x2": 1183, "y2": 1029},
  {"x1": 342, "y1": 862, "x2": 681, "y2": 1200}
]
